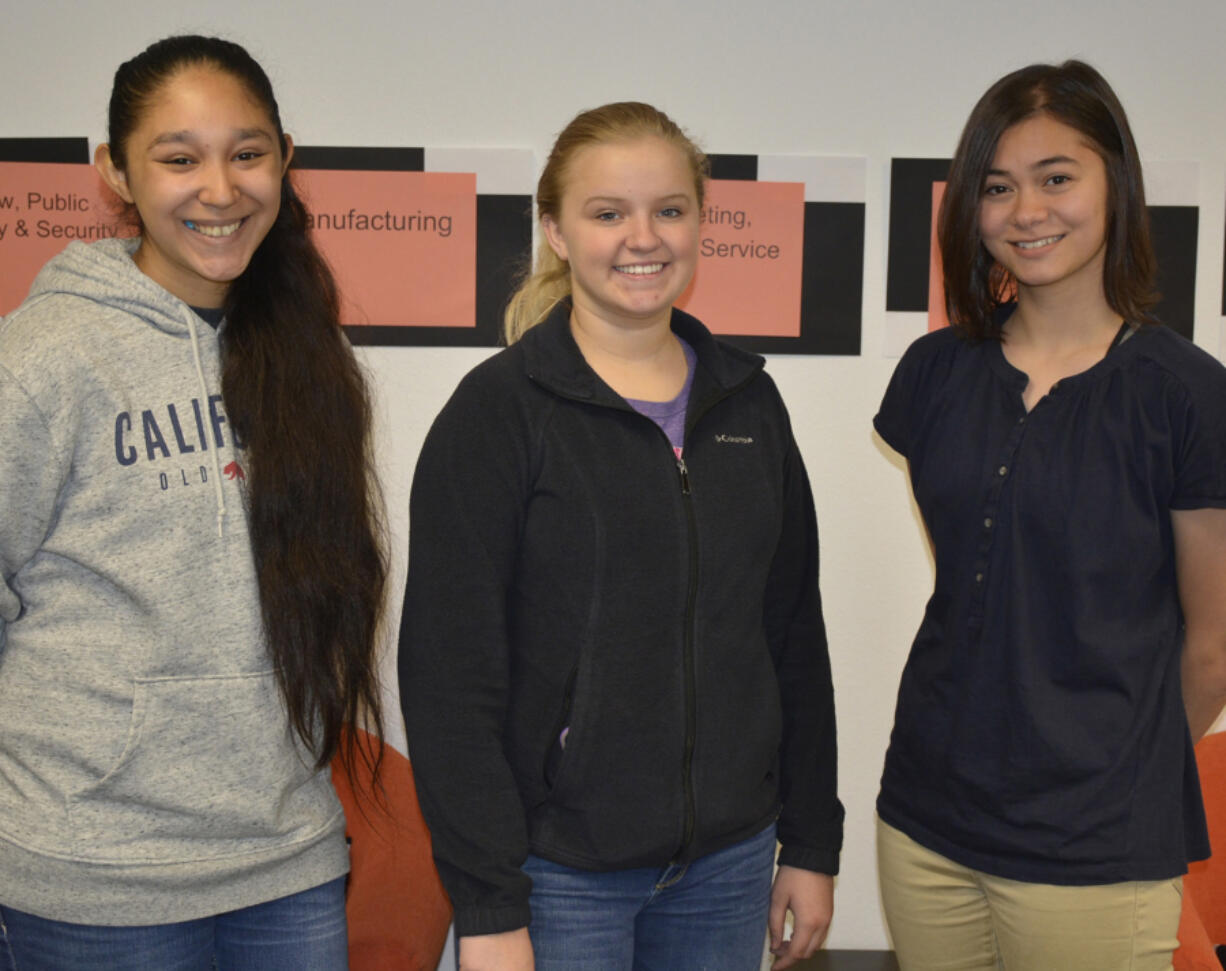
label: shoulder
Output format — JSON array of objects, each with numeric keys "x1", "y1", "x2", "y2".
[
  {"x1": 429, "y1": 345, "x2": 533, "y2": 435},
  {"x1": 883, "y1": 326, "x2": 984, "y2": 404},
  {"x1": 1127, "y1": 325, "x2": 1226, "y2": 399},
  {"x1": 3, "y1": 289, "x2": 91, "y2": 348},
  {"x1": 1123, "y1": 327, "x2": 1226, "y2": 506},
  {"x1": 1, "y1": 239, "x2": 150, "y2": 367},
  {"x1": 671, "y1": 306, "x2": 766, "y2": 384},
  {"x1": 0, "y1": 290, "x2": 106, "y2": 404},
  {"x1": 421, "y1": 340, "x2": 560, "y2": 468},
  {"x1": 874, "y1": 328, "x2": 982, "y2": 456},
  {"x1": 897, "y1": 325, "x2": 979, "y2": 373},
  {"x1": 1114, "y1": 326, "x2": 1226, "y2": 443}
]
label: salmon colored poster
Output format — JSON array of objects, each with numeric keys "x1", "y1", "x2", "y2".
[
  {"x1": 293, "y1": 169, "x2": 476, "y2": 328},
  {"x1": 0, "y1": 162, "x2": 131, "y2": 315},
  {"x1": 677, "y1": 179, "x2": 804, "y2": 337},
  {"x1": 927, "y1": 182, "x2": 950, "y2": 331}
]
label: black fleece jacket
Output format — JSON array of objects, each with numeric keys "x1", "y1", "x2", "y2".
[{"x1": 399, "y1": 303, "x2": 842, "y2": 937}]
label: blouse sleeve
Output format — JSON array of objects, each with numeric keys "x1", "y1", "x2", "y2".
[
  {"x1": 873, "y1": 329, "x2": 966, "y2": 460},
  {"x1": 1169, "y1": 344, "x2": 1226, "y2": 510},
  {"x1": 873, "y1": 337, "x2": 927, "y2": 458}
]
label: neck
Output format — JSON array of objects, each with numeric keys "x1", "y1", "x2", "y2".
[
  {"x1": 570, "y1": 302, "x2": 675, "y2": 361},
  {"x1": 1006, "y1": 282, "x2": 1121, "y2": 350},
  {"x1": 569, "y1": 306, "x2": 687, "y2": 401}
]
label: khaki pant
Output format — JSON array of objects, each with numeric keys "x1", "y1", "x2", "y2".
[{"x1": 877, "y1": 817, "x2": 1182, "y2": 971}]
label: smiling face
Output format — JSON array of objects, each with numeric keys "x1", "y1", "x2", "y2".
[
  {"x1": 977, "y1": 113, "x2": 1110, "y2": 303},
  {"x1": 541, "y1": 136, "x2": 700, "y2": 333},
  {"x1": 95, "y1": 65, "x2": 291, "y2": 308}
]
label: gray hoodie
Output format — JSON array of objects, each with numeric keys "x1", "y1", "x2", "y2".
[{"x1": 0, "y1": 238, "x2": 348, "y2": 924}]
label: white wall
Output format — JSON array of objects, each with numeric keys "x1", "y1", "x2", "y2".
[{"x1": 6, "y1": 0, "x2": 1225, "y2": 951}]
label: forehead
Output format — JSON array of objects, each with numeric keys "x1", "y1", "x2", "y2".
[
  {"x1": 561, "y1": 136, "x2": 695, "y2": 198},
  {"x1": 133, "y1": 66, "x2": 274, "y2": 136},
  {"x1": 991, "y1": 113, "x2": 1101, "y2": 164}
]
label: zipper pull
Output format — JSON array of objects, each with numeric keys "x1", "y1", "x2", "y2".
[{"x1": 676, "y1": 455, "x2": 691, "y2": 495}]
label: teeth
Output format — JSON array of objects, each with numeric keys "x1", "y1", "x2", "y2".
[
  {"x1": 1016, "y1": 235, "x2": 1062, "y2": 250},
  {"x1": 616, "y1": 263, "x2": 664, "y2": 275},
  {"x1": 186, "y1": 220, "x2": 242, "y2": 238}
]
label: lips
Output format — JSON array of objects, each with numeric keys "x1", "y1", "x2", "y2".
[
  {"x1": 184, "y1": 219, "x2": 243, "y2": 238},
  {"x1": 615, "y1": 262, "x2": 665, "y2": 275},
  {"x1": 1013, "y1": 234, "x2": 1064, "y2": 250}
]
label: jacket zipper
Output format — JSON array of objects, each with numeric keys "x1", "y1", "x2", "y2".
[
  {"x1": 675, "y1": 453, "x2": 699, "y2": 861},
  {"x1": 531, "y1": 358, "x2": 764, "y2": 862}
]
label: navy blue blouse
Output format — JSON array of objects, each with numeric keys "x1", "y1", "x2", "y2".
[{"x1": 875, "y1": 323, "x2": 1226, "y2": 884}]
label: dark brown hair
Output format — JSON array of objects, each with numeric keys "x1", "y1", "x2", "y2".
[
  {"x1": 108, "y1": 35, "x2": 386, "y2": 778},
  {"x1": 938, "y1": 60, "x2": 1158, "y2": 339}
]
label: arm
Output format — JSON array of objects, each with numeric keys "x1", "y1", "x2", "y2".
[
  {"x1": 398, "y1": 367, "x2": 536, "y2": 938},
  {"x1": 458, "y1": 928, "x2": 534, "y2": 971},
  {"x1": 1174, "y1": 507, "x2": 1226, "y2": 740},
  {"x1": 0, "y1": 366, "x2": 69, "y2": 647},
  {"x1": 762, "y1": 422, "x2": 843, "y2": 874},
  {"x1": 769, "y1": 866, "x2": 833, "y2": 968}
]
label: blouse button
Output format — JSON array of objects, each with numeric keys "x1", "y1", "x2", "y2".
[
  {"x1": 975, "y1": 573, "x2": 984, "y2": 583},
  {"x1": 983, "y1": 517, "x2": 993, "y2": 528},
  {"x1": 998, "y1": 465, "x2": 1008, "y2": 476}
]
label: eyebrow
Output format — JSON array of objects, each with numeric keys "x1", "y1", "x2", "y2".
[
  {"x1": 583, "y1": 192, "x2": 692, "y2": 205},
  {"x1": 987, "y1": 155, "x2": 1081, "y2": 176},
  {"x1": 147, "y1": 127, "x2": 275, "y2": 150}
]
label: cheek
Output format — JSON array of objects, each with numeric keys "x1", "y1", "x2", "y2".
[
  {"x1": 256, "y1": 175, "x2": 286, "y2": 211},
  {"x1": 122, "y1": 169, "x2": 166, "y2": 214},
  {"x1": 672, "y1": 223, "x2": 700, "y2": 257},
  {"x1": 1085, "y1": 197, "x2": 1109, "y2": 235},
  {"x1": 976, "y1": 205, "x2": 995, "y2": 239}
]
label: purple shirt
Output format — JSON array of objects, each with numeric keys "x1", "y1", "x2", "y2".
[{"x1": 624, "y1": 337, "x2": 697, "y2": 457}]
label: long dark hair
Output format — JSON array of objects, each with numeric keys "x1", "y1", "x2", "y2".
[
  {"x1": 938, "y1": 60, "x2": 1159, "y2": 339},
  {"x1": 107, "y1": 35, "x2": 386, "y2": 777}
]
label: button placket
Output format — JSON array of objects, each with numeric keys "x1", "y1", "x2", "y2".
[{"x1": 968, "y1": 413, "x2": 1028, "y2": 622}]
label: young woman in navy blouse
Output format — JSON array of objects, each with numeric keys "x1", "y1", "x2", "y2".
[{"x1": 874, "y1": 61, "x2": 1226, "y2": 970}]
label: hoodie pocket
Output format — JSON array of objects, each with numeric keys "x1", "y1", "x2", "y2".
[{"x1": 66, "y1": 671, "x2": 336, "y2": 864}]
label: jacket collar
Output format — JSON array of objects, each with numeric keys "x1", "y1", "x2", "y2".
[{"x1": 519, "y1": 299, "x2": 764, "y2": 407}]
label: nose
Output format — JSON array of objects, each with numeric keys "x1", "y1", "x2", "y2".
[
  {"x1": 197, "y1": 162, "x2": 240, "y2": 209},
  {"x1": 626, "y1": 213, "x2": 661, "y2": 251},
  {"x1": 1011, "y1": 185, "x2": 1047, "y2": 228}
]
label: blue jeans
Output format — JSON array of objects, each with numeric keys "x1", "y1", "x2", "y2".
[
  {"x1": 523, "y1": 823, "x2": 776, "y2": 971},
  {"x1": 0, "y1": 877, "x2": 348, "y2": 971}
]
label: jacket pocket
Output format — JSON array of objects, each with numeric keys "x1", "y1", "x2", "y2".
[
  {"x1": 543, "y1": 666, "x2": 578, "y2": 790},
  {"x1": 66, "y1": 671, "x2": 336, "y2": 864}
]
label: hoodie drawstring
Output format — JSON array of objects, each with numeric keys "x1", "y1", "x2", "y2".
[{"x1": 184, "y1": 308, "x2": 228, "y2": 538}]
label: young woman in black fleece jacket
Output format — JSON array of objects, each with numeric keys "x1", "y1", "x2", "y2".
[{"x1": 400, "y1": 102, "x2": 843, "y2": 971}]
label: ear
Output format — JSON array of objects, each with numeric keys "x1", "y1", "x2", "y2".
[
  {"x1": 94, "y1": 143, "x2": 134, "y2": 204},
  {"x1": 541, "y1": 213, "x2": 568, "y2": 262},
  {"x1": 281, "y1": 133, "x2": 294, "y2": 173}
]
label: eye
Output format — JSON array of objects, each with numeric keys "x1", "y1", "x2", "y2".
[
  {"x1": 659, "y1": 206, "x2": 683, "y2": 218},
  {"x1": 1045, "y1": 174, "x2": 1071, "y2": 186},
  {"x1": 983, "y1": 183, "x2": 1009, "y2": 197},
  {"x1": 160, "y1": 156, "x2": 195, "y2": 167},
  {"x1": 234, "y1": 150, "x2": 266, "y2": 162},
  {"x1": 594, "y1": 210, "x2": 620, "y2": 222}
]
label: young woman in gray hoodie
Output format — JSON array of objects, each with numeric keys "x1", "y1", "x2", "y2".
[{"x1": 0, "y1": 35, "x2": 385, "y2": 970}]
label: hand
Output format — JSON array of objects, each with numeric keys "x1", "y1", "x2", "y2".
[
  {"x1": 768, "y1": 865, "x2": 833, "y2": 969},
  {"x1": 458, "y1": 928, "x2": 535, "y2": 971}
]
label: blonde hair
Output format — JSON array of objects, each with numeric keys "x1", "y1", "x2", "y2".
[{"x1": 503, "y1": 102, "x2": 707, "y2": 344}]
